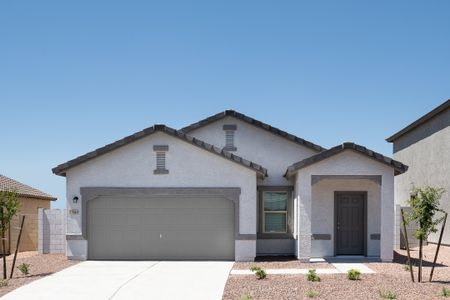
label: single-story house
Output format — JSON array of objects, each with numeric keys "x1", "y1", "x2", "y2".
[
  {"x1": 0, "y1": 175, "x2": 56, "y2": 253},
  {"x1": 387, "y1": 99, "x2": 449, "y2": 245},
  {"x1": 53, "y1": 110, "x2": 407, "y2": 262}
]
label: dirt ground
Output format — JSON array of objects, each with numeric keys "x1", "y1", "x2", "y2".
[
  {"x1": 0, "y1": 251, "x2": 79, "y2": 297},
  {"x1": 223, "y1": 244, "x2": 450, "y2": 299}
]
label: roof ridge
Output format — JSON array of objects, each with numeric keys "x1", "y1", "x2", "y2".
[
  {"x1": 52, "y1": 124, "x2": 268, "y2": 177},
  {"x1": 180, "y1": 109, "x2": 326, "y2": 152}
]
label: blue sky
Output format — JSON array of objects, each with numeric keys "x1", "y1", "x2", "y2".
[{"x1": 1, "y1": 1, "x2": 449, "y2": 208}]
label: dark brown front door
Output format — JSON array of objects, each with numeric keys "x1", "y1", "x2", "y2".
[{"x1": 335, "y1": 192, "x2": 366, "y2": 255}]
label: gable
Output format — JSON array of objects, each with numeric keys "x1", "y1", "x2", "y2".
[{"x1": 185, "y1": 116, "x2": 321, "y2": 185}]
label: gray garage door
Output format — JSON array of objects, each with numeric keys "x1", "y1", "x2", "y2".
[{"x1": 87, "y1": 195, "x2": 235, "y2": 260}]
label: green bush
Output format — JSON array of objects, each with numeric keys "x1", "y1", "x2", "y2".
[
  {"x1": 379, "y1": 290, "x2": 396, "y2": 299},
  {"x1": 0, "y1": 279, "x2": 8, "y2": 287},
  {"x1": 17, "y1": 263, "x2": 30, "y2": 275},
  {"x1": 240, "y1": 294, "x2": 253, "y2": 300},
  {"x1": 347, "y1": 268, "x2": 361, "y2": 280},
  {"x1": 307, "y1": 290, "x2": 318, "y2": 298},
  {"x1": 441, "y1": 287, "x2": 450, "y2": 297},
  {"x1": 249, "y1": 266, "x2": 267, "y2": 280},
  {"x1": 307, "y1": 269, "x2": 321, "y2": 282}
]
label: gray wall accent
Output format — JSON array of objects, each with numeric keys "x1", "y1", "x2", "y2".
[
  {"x1": 311, "y1": 175, "x2": 382, "y2": 186},
  {"x1": 392, "y1": 107, "x2": 450, "y2": 153},
  {"x1": 312, "y1": 234, "x2": 332, "y2": 240},
  {"x1": 223, "y1": 124, "x2": 237, "y2": 130},
  {"x1": 153, "y1": 145, "x2": 169, "y2": 151},
  {"x1": 153, "y1": 169, "x2": 169, "y2": 174},
  {"x1": 66, "y1": 234, "x2": 84, "y2": 240},
  {"x1": 38, "y1": 208, "x2": 66, "y2": 254},
  {"x1": 223, "y1": 146, "x2": 237, "y2": 152},
  {"x1": 370, "y1": 234, "x2": 381, "y2": 240},
  {"x1": 80, "y1": 187, "x2": 249, "y2": 241}
]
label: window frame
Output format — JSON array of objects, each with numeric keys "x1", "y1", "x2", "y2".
[
  {"x1": 258, "y1": 186, "x2": 294, "y2": 239},
  {"x1": 262, "y1": 191, "x2": 288, "y2": 234}
]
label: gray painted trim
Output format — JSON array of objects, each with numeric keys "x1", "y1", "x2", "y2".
[
  {"x1": 386, "y1": 99, "x2": 450, "y2": 142},
  {"x1": 181, "y1": 110, "x2": 326, "y2": 152},
  {"x1": 370, "y1": 233, "x2": 381, "y2": 240},
  {"x1": 223, "y1": 124, "x2": 237, "y2": 130},
  {"x1": 312, "y1": 175, "x2": 382, "y2": 186},
  {"x1": 53, "y1": 124, "x2": 268, "y2": 177},
  {"x1": 67, "y1": 256, "x2": 87, "y2": 261},
  {"x1": 153, "y1": 145, "x2": 169, "y2": 151},
  {"x1": 334, "y1": 191, "x2": 368, "y2": 256},
  {"x1": 223, "y1": 146, "x2": 237, "y2": 152},
  {"x1": 312, "y1": 234, "x2": 332, "y2": 240},
  {"x1": 80, "y1": 187, "x2": 248, "y2": 249},
  {"x1": 286, "y1": 142, "x2": 408, "y2": 177},
  {"x1": 66, "y1": 234, "x2": 84, "y2": 240},
  {"x1": 257, "y1": 186, "x2": 294, "y2": 239},
  {"x1": 153, "y1": 169, "x2": 169, "y2": 174}
]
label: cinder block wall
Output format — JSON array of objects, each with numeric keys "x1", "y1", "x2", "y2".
[{"x1": 38, "y1": 208, "x2": 67, "y2": 254}]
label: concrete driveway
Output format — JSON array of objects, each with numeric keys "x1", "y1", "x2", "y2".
[{"x1": 2, "y1": 261, "x2": 234, "y2": 300}]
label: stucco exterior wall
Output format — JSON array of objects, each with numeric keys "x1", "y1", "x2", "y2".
[
  {"x1": 187, "y1": 116, "x2": 320, "y2": 186},
  {"x1": 311, "y1": 179, "x2": 381, "y2": 257},
  {"x1": 8, "y1": 197, "x2": 51, "y2": 252},
  {"x1": 392, "y1": 119, "x2": 450, "y2": 244},
  {"x1": 294, "y1": 150, "x2": 395, "y2": 261},
  {"x1": 187, "y1": 116, "x2": 320, "y2": 256},
  {"x1": 65, "y1": 132, "x2": 258, "y2": 261}
]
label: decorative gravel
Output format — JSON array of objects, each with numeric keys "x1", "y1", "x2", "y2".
[
  {"x1": 0, "y1": 252, "x2": 79, "y2": 297},
  {"x1": 223, "y1": 245, "x2": 450, "y2": 299},
  {"x1": 233, "y1": 256, "x2": 333, "y2": 270}
]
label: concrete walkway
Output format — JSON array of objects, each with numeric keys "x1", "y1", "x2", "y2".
[
  {"x1": 2, "y1": 261, "x2": 234, "y2": 300},
  {"x1": 230, "y1": 263, "x2": 375, "y2": 275}
]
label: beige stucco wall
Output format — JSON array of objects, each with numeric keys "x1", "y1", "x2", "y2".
[
  {"x1": 393, "y1": 125, "x2": 450, "y2": 244},
  {"x1": 8, "y1": 197, "x2": 51, "y2": 252},
  {"x1": 294, "y1": 150, "x2": 395, "y2": 261},
  {"x1": 311, "y1": 179, "x2": 381, "y2": 257},
  {"x1": 65, "y1": 132, "x2": 258, "y2": 261}
]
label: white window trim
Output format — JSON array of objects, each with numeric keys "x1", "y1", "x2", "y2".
[{"x1": 262, "y1": 191, "x2": 288, "y2": 234}]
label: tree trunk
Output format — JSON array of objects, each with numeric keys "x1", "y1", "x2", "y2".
[
  {"x1": 401, "y1": 208, "x2": 414, "y2": 282},
  {"x1": 1, "y1": 208, "x2": 6, "y2": 280},
  {"x1": 418, "y1": 237, "x2": 423, "y2": 282}
]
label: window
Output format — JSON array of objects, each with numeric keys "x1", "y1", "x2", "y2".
[
  {"x1": 263, "y1": 191, "x2": 288, "y2": 233},
  {"x1": 153, "y1": 145, "x2": 169, "y2": 174},
  {"x1": 222, "y1": 124, "x2": 237, "y2": 151}
]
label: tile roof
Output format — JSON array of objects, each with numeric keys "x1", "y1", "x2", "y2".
[
  {"x1": 0, "y1": 175, "x2": 56, "y2": 200},
  {"x1": 180, "y1": 110, "x2": 326, "y2": 152},
  {"x1": 285, "y1": 142, "x2": 408, "y2": 177},
  {"x1": 386, "y1": 99, "x2": 450, "y2": 142},
  {"x1": 52, "y1": 124, "x2": 268, "y2": 177}
]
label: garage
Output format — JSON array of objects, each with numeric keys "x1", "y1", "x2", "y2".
[{"x1": 87, "y1": 194, "x2": 235, "y2": 260}]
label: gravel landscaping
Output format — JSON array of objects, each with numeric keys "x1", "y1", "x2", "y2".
[
  {"x1": 223, "y1": 245, "x2": 450, "y2": 299},
  {"x1": 0, "y1": 252, "x2": 79, "y2": 297}
]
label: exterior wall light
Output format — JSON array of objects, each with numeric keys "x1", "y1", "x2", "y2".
[{"x1": 73, "y1": 196, "x2": 79, "y2": 204}]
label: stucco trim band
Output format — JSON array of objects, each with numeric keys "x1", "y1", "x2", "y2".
[{"x1": 311, "y1": 175, "x2": 382, "y2": 186}]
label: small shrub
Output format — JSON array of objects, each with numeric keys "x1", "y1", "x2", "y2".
[
  {"x1": 0, "y1": 279, "x2": 8, "y2": 287},
  {"x1": 249, "y1": 266, "x2": 267, "y2": 280},
  {"x1": 17, "y1": 263, "x2": 31, "y2": 275},
  {"x1": 347, "y1": 268, "x2": 361, "y2": 280},
  {"x1": 441, "y1": 287, "x2": 450, "y2": 297},
  {"x1": 379, "y1": 290, "x2": 396, "y2": 299},
  {"x1": 403, "y1": 263, "x2": 410, "y2": 271},
  {"x1": 240, "y1": 294, "x2": 253, "y2": 300},
  {"x1": 307, "y1": 290, "x2": 318, "y2": 298},
  {"x1": 307, "y1": 269, "x2": 321, "y2": 282}
]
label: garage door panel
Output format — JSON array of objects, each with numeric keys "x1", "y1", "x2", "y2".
[{"x1": 88, "y1": 195, "x2": 235, "y2": 260}]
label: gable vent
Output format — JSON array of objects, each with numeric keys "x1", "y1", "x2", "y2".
[
  {"x1": 223, "y1": 124, "x2": 237, "y2": 151},
  {"x1": 153, "y1": 145, "x2": 169, "y2": 174}
]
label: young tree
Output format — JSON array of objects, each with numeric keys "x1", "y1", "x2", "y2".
[
  {"x1": 407, "y1": 186, "x2": 446, "y2": 282},
  {"x1": 0, "y1": 191, "x2": 20, "y2": 280}
]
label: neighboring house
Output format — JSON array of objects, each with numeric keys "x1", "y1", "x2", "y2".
[
  {"x1": 387, "y1": 99, "x2": 450, "y2": 245},
  {"x1": 0, "y1": 175, "x2": 56, "y2": 253},
  {"x1": 53, "y1": 110, "x2": 407, "y2": 262}
]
